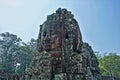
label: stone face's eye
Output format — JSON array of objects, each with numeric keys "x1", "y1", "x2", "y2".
[
  {"x1": 65, "y1": 32, "x2": 69, "y2": 39},
  {"x1": 43, "y1": 31, "x2": 46, "y2": 37}
]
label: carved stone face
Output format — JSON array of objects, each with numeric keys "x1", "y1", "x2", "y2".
[
  {"x1": 40, "y1": 24, "x2": 63, "y2": 51},
  {"x1": 40, "y1": 23, "x2": 82, "y2": 52},
  {"x1": 38, "y1": 9, "x2": 83, "y2": 52},
  {"x1": 29, "y1": 9, "x2": 102, "y2": 80}
]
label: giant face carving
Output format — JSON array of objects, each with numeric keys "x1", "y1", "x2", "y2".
[
  {"x1": 40, "y1": 23, "x2": 62, "y2": 51},
  {"x1": 36, "y1": 8, "x2": 84, "y2": 75},
  {"x1": 37, "y1": 8, "x2": 83, "y2": 53}
]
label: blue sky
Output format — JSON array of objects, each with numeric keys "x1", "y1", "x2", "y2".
[{"x1": 0, "y1": 0, "x2": 120, "y2": 54}]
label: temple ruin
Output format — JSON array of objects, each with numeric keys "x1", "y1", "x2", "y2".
[{"x1": 25, "y1": 8, "x2": 102, "y2": 80}]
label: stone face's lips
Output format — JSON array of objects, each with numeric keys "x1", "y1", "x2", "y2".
[{"x1": 51, "y1": 52, "x2": 62, "y2": 57}]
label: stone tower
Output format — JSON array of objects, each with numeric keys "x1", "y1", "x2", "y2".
[{"x1": 26, "y1": 8, "x2": 102, "y2": 80}]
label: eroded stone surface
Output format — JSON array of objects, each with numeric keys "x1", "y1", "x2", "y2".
[{"x1": 26, "y1": 8, "x2": 102, "y2": 80}]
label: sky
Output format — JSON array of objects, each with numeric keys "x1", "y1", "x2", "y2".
[{"x1": 0, "y1": 0, "x2": 120, "y2": 55}]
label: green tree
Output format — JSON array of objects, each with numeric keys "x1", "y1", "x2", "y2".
[
  {"x1": 0, "y1": 32, "x2": 37, "y2": 74},
  {"x1": 15, "y1": 38, "x2": 37, "y2": 73},
  {"x1": 98, "y1": 53, "x2": 120, "y2": 78},
  {"x1": 0, "y1": 32, "x2": 22, "y2": 73}
]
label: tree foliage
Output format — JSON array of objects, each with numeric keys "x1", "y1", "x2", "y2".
[
  {"x1": 0, "y1": 32, "x2": 37, "y2": 74},
  {"x1": 96, "y1": 53, "x2": 120, "y2": 78},
  {"x1": 0, "y1": 32, "x2": 22, "y2": 73},
  {"x1": 16, "y1": 38, "x2": 37, "y2": 73}
]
